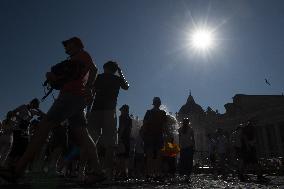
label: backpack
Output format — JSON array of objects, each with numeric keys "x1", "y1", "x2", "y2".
[
  {"x1": 42, "y1": 60, "x2": 84, "y2": 101},
  {"x1": 44, "y1": 60, "x2": 84, "y2": 90}
]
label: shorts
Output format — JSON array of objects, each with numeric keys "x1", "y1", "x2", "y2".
[
  {"x1": 87, "y1": 110, "x2": 117, "y2": 147},
  {"x1": 46, "y1": 93, "x2": 86, "y2": 128},
  {"x1": 143, "y1": 134, "x2": 164, "y2": 157}
]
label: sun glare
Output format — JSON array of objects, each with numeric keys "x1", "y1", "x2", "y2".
[{"x1": 189, "y1": 29, "x2": 214, "y2": 52}]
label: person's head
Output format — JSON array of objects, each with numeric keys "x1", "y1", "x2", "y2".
[
  {"x1": 103, "y1": 61, "x2": 118, "y2": 74},
  {"x1": 29, "y1": 98, "x2": 40, "y2": 109},
  {"x1": 62, "y1": 37, "x2": 84, "y2": 55},
  {"x1": 152, "y1": 97, "x2": 161, "y2": 108},
  {"x1": 119, "y1": 104, "x2": 129, "y2": 115}
]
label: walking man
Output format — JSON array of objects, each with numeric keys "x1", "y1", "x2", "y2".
[{"x1": 0, "y1": 37, "x2": 103, "y2": 183}]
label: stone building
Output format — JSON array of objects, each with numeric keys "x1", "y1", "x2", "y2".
[
  {"x1": 176, "y1": 93, "x2": 221, "y2": 160},
  {"x1": 176, "y1": 93, "x2": 284, "y2": 159},
  {"x1": 223, "y1": 94, "x2": 284, "y2": 157}
]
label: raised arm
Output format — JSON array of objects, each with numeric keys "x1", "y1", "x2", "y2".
[{"x1": 117, "y1": 66, "x2": 129, "y2": 90}]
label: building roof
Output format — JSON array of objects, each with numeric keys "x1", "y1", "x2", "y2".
[{"x1": 178, "y1": 94, "x2": 204, "y2": 115}]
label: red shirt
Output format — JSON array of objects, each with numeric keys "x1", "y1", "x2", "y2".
[{"x1": 61, "y1": 50, "x2": 94, "y2": 97}]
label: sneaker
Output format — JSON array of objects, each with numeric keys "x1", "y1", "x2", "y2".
[{"x1": 0, "y1": 167, "x2": 18, "y2": 183}]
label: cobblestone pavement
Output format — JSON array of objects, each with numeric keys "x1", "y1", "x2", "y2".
[{"x1": 0, "y1": 173, "x2": 283, "y2": 189}]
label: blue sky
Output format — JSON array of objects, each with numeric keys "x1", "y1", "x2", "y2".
[{"x1": 1, "y1": 0, "x2": 284, "y2": 119}]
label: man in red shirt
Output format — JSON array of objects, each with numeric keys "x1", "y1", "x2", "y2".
[{"x1": 0, "y1": 37, "x2": 104, "y2": 183}]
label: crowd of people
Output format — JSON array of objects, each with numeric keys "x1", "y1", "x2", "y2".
[
  {"x1": 206, "y1": 122, "x2": 270, "y2": 182},
  {"x1": 0, "y1": 36, "x2": 270, "y2": 184}
]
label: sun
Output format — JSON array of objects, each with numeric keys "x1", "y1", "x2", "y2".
[{"x1": 189, "y1": 29, "x2": 214, "y2": 51}]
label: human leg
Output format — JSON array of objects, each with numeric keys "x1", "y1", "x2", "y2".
[
  {"x1": 100, "y1": 110, "x2": 117, "y2": 178},
  {"x1": 14, "y1": 118, "x2": 55, "y2": 176},
  {"x1": 13, "y1": 93, "x2": 84, "y2": 178}
]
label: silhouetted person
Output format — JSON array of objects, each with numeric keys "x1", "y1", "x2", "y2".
[
  {"x1": 207, "y1": 133, "x2": 217, "y2": 169},
  {"x1": 0, "y1": 112, "x2": 18, "y2": 167},
  {"x1": 142, "y1": 97, "x2": 167, "y2": 177},
  {"x1": 230, "y1": 125, "x2": 242, "y2": 172},
  {"x1": 133, "y1": 128, "x2": 145, "y2": 178},
  {"x1": 0, "y1": 37, "x2": 102, "y2": 183},
  {"x1": 0, "y1": 116, "x2": 13, "y2": 167},
  {"x1": 44, "y1": 121, "x2": 68, "y2": 176},
  {"x1": 16, "y1": 98, "x2": 43, "y2": 136},
  {"x1": 178, "y1": 118, "x2": 195, "y2": 178},
  {"x1": 215, "y1": 128, "x2": 229, "y2": 177},
  {"x1": 161, "y1": 136, "x2": 180, "y2": 176},
  {"x1": 13, "y1": 98, "x2": 44, "y2": 120},
  {"x1": 8, "y1": 98, "x2": 44, "y2": 165},
  {"x1": 116, "y1": 104, "x2": 132, "y2": 177},
  {"x1": 238, "y1": 121, "x2": 269, "y2": 182},
  {"x1": 88, "y1": 60, "x2": 129, "y2": 180}
]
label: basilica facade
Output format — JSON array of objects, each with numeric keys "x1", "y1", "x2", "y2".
[{"x1": 176, "y1": 93, "x2": 284, "y2": 158}]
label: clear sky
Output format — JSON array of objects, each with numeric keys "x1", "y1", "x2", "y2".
[{"x1": 1, "y1": 0, "x2": 284, "y2": 119}]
